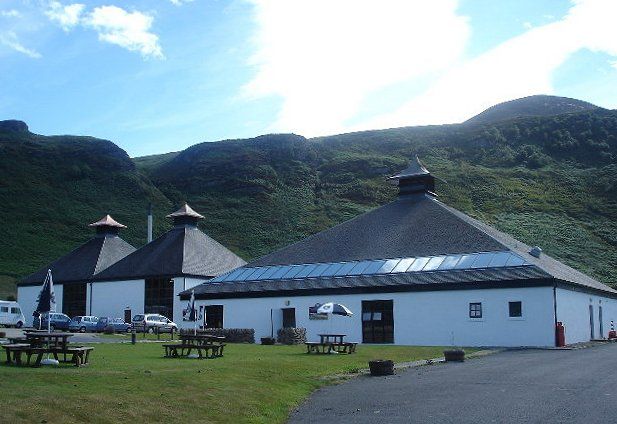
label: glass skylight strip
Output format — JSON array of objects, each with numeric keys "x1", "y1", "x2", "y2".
[{"x1": 215, "y1": 251, "x2": 531, "y2": 283}]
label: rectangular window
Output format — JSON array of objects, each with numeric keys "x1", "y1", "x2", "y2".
[
  {"x1": 469, "y1": 302, "x2": 482, "y2": 318},
  {"x1": 11, "y1": 307, "x2": 21, "y2": 314},
  {"x1": 205, "y1": 305, "x2": 224, "y2": 328},
  {"x1": 509, "y1": 301, "x2": 522, "y2": 318},
  {"x1": 0, "y1": 307, "x2": 8, "y2": 313},
  {"x1": 144, "y1": 278, "x2": 174, "y2": 321}
]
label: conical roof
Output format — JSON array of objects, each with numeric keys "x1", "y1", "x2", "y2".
[
  {"x1": 88, "y1": 214, "x2": 127, "y2": 229},
  {"x1": 388, "y1": 155, "x2": 430, "y2": 180},
  {"x1": 166, "y1": 203, "x2": 204, "y2": 220},
  {"x1": 20, "y1": 231, "x2": 136, "y2": 285}
]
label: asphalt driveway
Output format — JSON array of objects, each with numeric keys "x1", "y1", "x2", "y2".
[{"x1": 289, "y1": 344, "x2": 617, "y2": 424}]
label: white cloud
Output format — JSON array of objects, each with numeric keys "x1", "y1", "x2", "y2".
[
  {"x1": 246, "y1": 0, "x2": 617, "y2": 136},
  {"x1": 1, "y1": 10, "x2": 22, "y2": 18},
  {"x1": 362, "y1": 0, "x2": 617, "y2": 129},
  {"x1": 43, "y1": 2, "x2": 163, "y2": 59},
  {"x1": 84, "y1": 6, "x2": 164, "y2": 59},
  {"x1": 244, "y1": 0, "x2": 469, "y2": 136},
  {"x1": 0, "y1": 31, "x2": 41, "y2": 58},
  {"x1": 45, "y1": 1, "x2": 85, "y2": 31}
]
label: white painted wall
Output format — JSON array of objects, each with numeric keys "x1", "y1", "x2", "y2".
[
  {"x1": 555, "y1": 288, "x2": 617, "y2": 344},
  {"x1": 17, "y1": 284, "x2": 64, "y2": 326},
  {"x1": 184, "y1": 286, "x2": 556, "y2": 347},
  {"x1": 90, "y1": 280, "x2": 145, "y2": 319}
]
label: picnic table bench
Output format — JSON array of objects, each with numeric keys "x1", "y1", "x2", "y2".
[
  {"x1": 162, "y1": 343, "x2": 225, "y2": 359},
  {"x1": 162, "y1": 333, "x2": 226, "y2": 359},
  {"x1": 2, "y1": 342, "x2": 94, "y2": 367},
  {"x1": 306, "y1": 334, "x2": 357, "y2": 354}
]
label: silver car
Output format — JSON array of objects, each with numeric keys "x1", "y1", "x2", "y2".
[{"x1": 132, "y1": 313, "x2": 177, "y2": 333}]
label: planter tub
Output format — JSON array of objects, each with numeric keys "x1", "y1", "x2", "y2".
[
  {"x1": 443, "y1": 349, "x2": 465, "y2": 362},
  {"x1": 261, "y1": 337, "x2": 276, "y2": 345},
  {"x1": 369, "y1": 359, "x2": 394, "y2": 376}
]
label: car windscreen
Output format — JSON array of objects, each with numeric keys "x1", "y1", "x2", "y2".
[{"x1": 133, "y1": 315, "x2": 144, "y2": 321}]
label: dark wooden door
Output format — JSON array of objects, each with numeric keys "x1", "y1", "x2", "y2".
[
  {"x1": 362, "y1": 300, "x2": 394, "y2": 343},
  {"x1": 282, "y1": 308, "x2": 296, "y2": 328},
  {"x1": 124, "y1": 309, "x2": 132, "y2": 324}
]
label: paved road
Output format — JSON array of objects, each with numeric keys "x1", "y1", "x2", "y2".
[{"x1": 289, "y1": 344, "x2": 617, "y2": 424}]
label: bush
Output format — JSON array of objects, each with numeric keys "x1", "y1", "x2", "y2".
[
  {"x1": 180, "y1": 328, "x2": 255, "y2": 343},
  {"x1": 277, "y1": 327, "x2": 307, "y2": 345}
]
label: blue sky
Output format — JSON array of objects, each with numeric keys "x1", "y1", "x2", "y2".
[{"x1": 1, "y1": 0, "x2": 616, "y2": 157}]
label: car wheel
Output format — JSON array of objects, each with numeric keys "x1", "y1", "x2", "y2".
[
  {"x1": 126, "y1": 327, "x2": 132, "y2": 333},
  {"x1": 49, "y1": 324, "x2": 56, "y2": 331},
  {"x1": 80, "y1": 326, "x2": 86, "y2": 333},
  {"x1": 15, "y1": 321, "x2": 23, "y2": 329},
  {"x1": 148, "y1": 326, "x2": 154, "y2": 334}
]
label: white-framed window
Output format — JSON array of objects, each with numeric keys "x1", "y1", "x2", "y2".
[
  {"x1": 509, "y1": 301, "x2": 522, "y2": 318},
  {"x1": 469, "y1": 302, "x2": 482, "y2": 319}
]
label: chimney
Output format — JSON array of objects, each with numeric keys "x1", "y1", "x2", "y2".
[{"x1": 147, "y1": 203, "x2": 153, "y2": 243}]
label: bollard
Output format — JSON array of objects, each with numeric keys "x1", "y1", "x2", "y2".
[
  {"x1": 156, "y1": 326, "x2": 160, "y2": 340},
  {"x1": 131, "y1": 329, "x2": 136, "y2": 345}
]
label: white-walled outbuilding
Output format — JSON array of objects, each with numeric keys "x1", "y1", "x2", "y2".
[
  {"x1": 18, "y1": 205, "x2": 245, "y2": 324},
  {"x1": 181, "y1": 158, "x2": 617, "y2": 347}
]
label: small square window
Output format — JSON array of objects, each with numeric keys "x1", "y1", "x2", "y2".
[
  {"x1": 509, "y1": 301, "x2": 522, "y2": 318},
  {"x1": 469, "y1": 302, "x2": 482, "y2": 318}
]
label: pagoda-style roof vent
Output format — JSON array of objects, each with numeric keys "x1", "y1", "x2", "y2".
[
  {"x1": 166, "y1": 203, "x2": 204, "y2": 227},
  {"x1": 88, "y1": 214, "x2": 127, "y2": 236},
  {"x1": 389, "y1": 156, "x2": 436, "y2": 196}
]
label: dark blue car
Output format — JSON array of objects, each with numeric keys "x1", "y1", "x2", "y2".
[
  {"x1": 96, "y1": 317, "x2": 132, "y2": 333},
  {"x1": 32, "y1": 312, "x2": 72, "y2": 331}
]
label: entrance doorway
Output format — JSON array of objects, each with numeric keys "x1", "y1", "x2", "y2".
[
  {"x1": 282, "y1": 308, "x2": 296, "y2": 328},
  {"x1": 362, "y1": 300, "x2": 394, "y2": 343},
  {"x1": 599, "y1": 306, "x2": 604, "y2": 338},
  {"x1": 63, "y1": 283, "x2": 86, "y2": 318},
  {"x1": 124, "y1": 309, "x2": 132, "y2": 324},
  {"x1": 589, "y1": 304, "x2": 595, "y2": 340}
]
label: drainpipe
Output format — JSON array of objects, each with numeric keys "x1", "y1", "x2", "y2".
[
  {"x1": 553, "y1": 282, "x2": 558, "y2": 347},
  {"x1": 147, "y1": 203, "x2": 153, "y2": 243}
]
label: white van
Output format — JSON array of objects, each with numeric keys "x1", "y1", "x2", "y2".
[{"x1": 0, "y1": 300, "x2": 26, "y2": 328}]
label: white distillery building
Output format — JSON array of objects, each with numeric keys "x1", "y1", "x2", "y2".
[
  {"x1": 180, "y1": 158, "x2": 617, "y2": 347},
  {"x1": 18, "y1": 204, "x2": 246, "y2": 324}
]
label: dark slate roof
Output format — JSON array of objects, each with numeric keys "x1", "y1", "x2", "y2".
[
  {"x1": 184, "y1": 265, "x2": 552, "y2": 299},
  {"x1": 249, "y1": 193, "x2": 505, "y2": 266},
  {"x1": 94, "y1": 226, "x2": 246, "y2": 281},
  {"x1": 186, "y1": 191, "x2": 614, "y2": 298},
  {"x1": 20, "y1": 235, "x2": 136, "y2": 286}
]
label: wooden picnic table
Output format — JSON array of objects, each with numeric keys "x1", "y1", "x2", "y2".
[
  {"x1": 23, "y1": 331, "x2": 73, "y2": 350},
  {"x1": 180, "y1": 334, "x2": 226, "y2": 346},
  {"x1": 306, "y1": 334, "x2": 357, "y2": 355},
  {"x1": 318, "y1": 334, "x2": 347, "y2": 344}
]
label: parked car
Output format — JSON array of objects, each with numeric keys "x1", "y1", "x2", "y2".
[
  {"x1": 33, "y1": 312, "x2": 72, "y2": 331},
  {"x1": 0, "y1": 300, "x2": 25, "y2": 328},
  {"x1": 132, "y1": 314, "x2": 177, "y2": 333},
  {"x1": 69, "y1": 316, "x2": 100, "y2": 333},
  {"x1": 96, "y1": 317, "x2": 132, "y2": 333}
]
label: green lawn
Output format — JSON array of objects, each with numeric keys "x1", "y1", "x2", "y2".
[{"x1": 0, "y1": 343, "x2": 451, "y2": 423}]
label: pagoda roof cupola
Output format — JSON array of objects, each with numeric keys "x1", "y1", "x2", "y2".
[
  {"x1": 166, "y1": 203, "x2": 204, "y2": 227},
  {"x1": 388, "y1": 155, "x2": 436, "y2": 196},
  {"x1": 88, "y1": 214, "x2": 127, "y2": 237}
]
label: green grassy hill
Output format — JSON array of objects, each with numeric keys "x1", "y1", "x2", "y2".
[
  {"x1": 1, "y1": 95, "x2": 616, "y2": 298},
  {"x1": 142, "y1": 107, "x2": 617, "y2": 285},
  {"x1": 0, "y1": 121, "x2": 172, "y2": 297}
]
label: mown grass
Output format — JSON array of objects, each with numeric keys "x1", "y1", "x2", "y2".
[{"x1": 0, "y1": 343, "x2": 452, "y2": 423}]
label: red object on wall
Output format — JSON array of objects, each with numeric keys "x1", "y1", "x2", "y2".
[
  {"x1": 608, "y1": 330, "x2": 617, "y2": 339},
  {"x1": 555, "y1": 322, "x2": 566, "y2": 347}
]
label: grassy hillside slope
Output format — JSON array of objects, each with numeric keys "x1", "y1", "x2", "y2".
[
  {"x1": 0, "y1": 122, "x2": 172, "y2": 297},
  {"x1": 143, "y1": 109, "x2": 617, "y2": 284}
]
